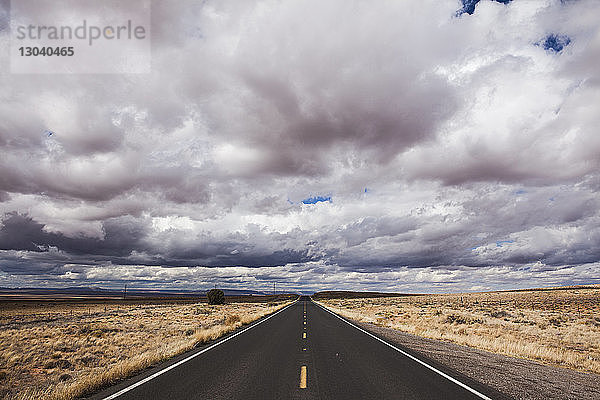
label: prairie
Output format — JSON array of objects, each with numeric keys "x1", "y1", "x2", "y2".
[
  {"x1": 0, "y1": 297, "x2": 293, "y2": 399},
  {"x1": 318, "y1": 286, "x2": 600, "y2": 375}
]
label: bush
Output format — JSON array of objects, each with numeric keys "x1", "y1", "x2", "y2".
[
  {"x1": 445, "y1": 314, "x2": 483, "y2": 325},
  {"x1": 207, "y1": 289, "x2": 225, "y2": 305},
  {"x1": 225, "y1": 314, "x2": 241, "y2": 326},
  {"x1": 59, "y1": 373, "x2": 72, "y2": 382},
  {"x1": 489, "y1": 310, "x2": 512, "y2": 318},
  {"x1": 548, "y1": 317, "x2": 562, "y2": 327}
]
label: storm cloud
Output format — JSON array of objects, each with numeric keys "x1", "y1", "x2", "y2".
[{"x1": 1, "y1": 0, "x2": 599, "y2": 293}]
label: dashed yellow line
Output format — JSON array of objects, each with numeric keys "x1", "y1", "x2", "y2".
[{"x1": 299, "y1": 366, "x2": 307, "y2": 388}]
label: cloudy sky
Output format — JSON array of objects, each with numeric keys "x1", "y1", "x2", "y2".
[{"x1": 1, "y1": 0, "x2": 599, "y2": 293}]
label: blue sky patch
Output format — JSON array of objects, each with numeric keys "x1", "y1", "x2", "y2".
[
  {"x1": 496, "y1": 240, "x2": 514, "y2": 247},
  {"x1": 540, "y1": 34, "x2": 571, "y2": 52},
  {"x1": 302, "y1": 195, "x2": 331, "y2": 205},
  {"x1": 458, "y1": 0, "x2": 512, "y2": 16}
]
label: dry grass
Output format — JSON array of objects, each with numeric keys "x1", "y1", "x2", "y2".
[
  {"x1": 0, "y1": 299, "x2": 293, "y2": 399},
  {"x1": 318, "y1": 286, "x2": 600, "y2": 375}
]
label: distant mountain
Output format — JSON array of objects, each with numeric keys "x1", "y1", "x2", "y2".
[
  {"x1": 311, "y1": 291, "x2": 417, "y2": 300},
  {"x1": 216, "y1": 288, "x2": 271, "y2": 296},
  {"x1": 0, "y1": 286, "x2": 272, "y2": 298}
]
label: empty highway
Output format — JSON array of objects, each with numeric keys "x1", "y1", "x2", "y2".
[{"x1": 91, "y1": 296, "x2": 504, "y2": 399}]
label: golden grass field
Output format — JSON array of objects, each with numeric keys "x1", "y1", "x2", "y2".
[
  {"x1": 318, "y1": 286, "x2": 600, "y2": 375},
  {"x1": 0, "y1": 298, "x2": 293, "y2": 400}
]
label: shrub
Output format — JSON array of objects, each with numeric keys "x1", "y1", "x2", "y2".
[
  {"x1": 207, "y1": 289, "x2": 225, "y2": 305},
  {"x1": 225, "y1": 314, "x2": 241, "y2": 326},
  {"x1": 548, "y1": 317, "x2": 562, "y2": 327},
  {"x1": 185, "y1": 328, "x2": 195, "y2": 336},
  {"x1": 59, "y1": 373, "x2": 72, "y2": 382},
  {"x1": 445, "y1": 314, "x2": 483, "y2": 325},
  {"x1": 45, "y1": 359, "x2": 72, "y2": 369},
  {"x1": 77, "y1": 354, "x2": 97, "y2": 366},
  {"x1": 489, "y1": 310, "x2": 512, "y2": 318}
]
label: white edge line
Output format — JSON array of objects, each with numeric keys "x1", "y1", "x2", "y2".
[
  {"x1": 312, "y1": 300, "x2": 493, "y2": 400},
  {"x1": 101, "y1": 300, "x2": 298, "y2": 400}
]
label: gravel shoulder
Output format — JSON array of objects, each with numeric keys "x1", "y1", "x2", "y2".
[{"x1": 357, "y1": 321, "x2": 600, "y2": 400}]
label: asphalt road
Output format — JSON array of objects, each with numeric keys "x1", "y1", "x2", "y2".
[{"x1": 92, "y1": 296, "x2": 502, "y2": 400}]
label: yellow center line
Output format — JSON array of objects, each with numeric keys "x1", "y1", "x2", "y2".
[
  {"x1": 299, "y1": 366, "x2": 307, "y2": 388},
  {"x1": 303, "y1": 332, "x2": 306, "y2": 339}
]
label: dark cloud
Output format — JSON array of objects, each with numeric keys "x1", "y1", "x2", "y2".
[{"x1": 0, "y1": 212, "x2": 148, "y2": 257}]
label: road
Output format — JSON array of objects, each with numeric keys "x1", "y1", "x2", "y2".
[{"x1": 92, "y1": 296, "x2": 503, "y2": 400}]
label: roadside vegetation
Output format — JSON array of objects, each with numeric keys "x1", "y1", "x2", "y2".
[
  {"x1": 0, "y1": 297, "x2": 294, "y2": 399},
  {"x1": 207, "y1": 289, "x2": 225, "y2": 305},
  {"x1": 317, "y1": 286, "x2": 600, "y2": 375}
]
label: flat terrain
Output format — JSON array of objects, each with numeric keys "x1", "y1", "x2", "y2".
[
  {"x1": 92, "y1": 297, "x2": 501, "y2": 400},
  {"x1": 0, "y1": 297, "x2": 292, "y2": 399},
  {"x1": 4, "y1": 288, "x2": 597, "y2": 399},
  {"x1": 318, "y1": 286, "x2": 600, "y2": 375}
]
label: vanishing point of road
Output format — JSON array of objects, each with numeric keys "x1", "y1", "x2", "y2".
[{"x1": 91, "y1": 296, "x2": 505, "y2": 400}]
